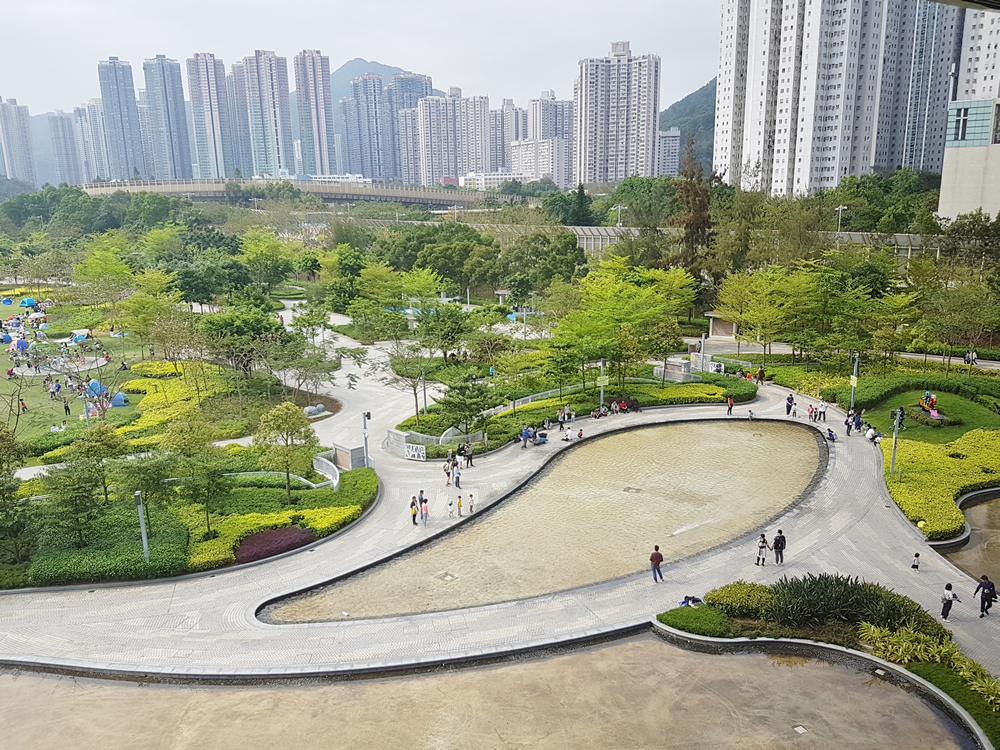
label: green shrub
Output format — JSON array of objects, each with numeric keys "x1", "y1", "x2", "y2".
[
  {"x1": 767, "y1": 574, "x2": 947, "y2": 638},
  {"x1": 0, "y1": 563, "x2": 29, "y2": 589},
  {"x1": 128, "y1": 361, "x2": 183, "y2": 378},
  {"x1": 821, "y1": 374, "x2": 1000, "y2": 412},
  {"x1": 908, "y1": 662, "x2": 1000, "y2": 748},
  {"x1": 227, "y1": 474, "x2": 313, "y2": 491},
  {"x1": 657, "y1": 606, "x2": 729, "y2": 637},
  {"x1": 704, "y1": 580, "x2": 775, "y2": 619}
]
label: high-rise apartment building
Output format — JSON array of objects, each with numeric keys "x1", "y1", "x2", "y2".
[
  {"x1": 136, "y1": 89, "x2": 155, "y2": 178},
  {"x1": 715, "y1": 0, "x2": 965, "y2": 195},
  {"x1": 143, "y1": 55, "x2": 192, "y2": 179},
  {"x1": 405, "y1": 88, "x2": 492, "y2": 187},
  {"x1": 294, "y1": 50, "x2": 336, "y2": 176},
  {"x1": 398, "y1": 107, "x2": 421, "y2": 184},
  {"x1": 656, "y1": 128, "x2": 682, "y2": 177},
  {"x1": 49, "y1": 111, "x2": 86, "y2": 185},
  {"x1": 956, "y1": 7, "x2": 1000, "y2": 100},
  {"x1": 98, "y1": 57, "x2": 146, "y2": 180},
  {"x1": 340, "y1": 73, "x2": 387, "y2": 179},
  {"x1": 76, "y1": 99, "x2": 111, "y2": 182},
  {"x1": 510, "y1": 137, "x2": 572, "y2": 188},
  {"x1": 229, "y1": 51, "x2": 294, "y2": 177},
  {"x1": 384, "y1": 72, "x2": 433, "y2": 180},
  {"x1": 491, "y1": 99, "x2": 527, "y2": 172},
  {"x1": 573, "y1": 41, "x2": 661, "y2": 185},
  {"x1": 528, "y1": 91, "x2": 574, "y2": 141},
  {"x1": 187, "y1": 53, "x2": 233, "y2": 179},
  {"x1": 0, "y1": 98, "x2": 36, "y2": 187}
]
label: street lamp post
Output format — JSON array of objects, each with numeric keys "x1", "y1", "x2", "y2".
[
  {"x1": 134, "y1": 491, "x2": 150, "y2": 563},
  {"x1": 850, "y1": 354, "x2": 859, "y2": 413},
  {"x1": 600, "y1": 358, "x2": 607, "y2": 408},
  {"x1": 836, "y1": 205, "x2": 848, "y2": 247},
  {"x1": 611, "y1": 205, "x2": 628, "y2": 228},
  {"x1": 362, "y1": 411, "x2": 371, "y2": 469},
  {"x1": 890, "y1": 408, "x2": 904, "y2": 475},
  {"x1": 395, "y1": 212, "x2": 406, "y2": 224},
  {"x1": 701, "y1": 333, "x2": 709, "y2": 372}
]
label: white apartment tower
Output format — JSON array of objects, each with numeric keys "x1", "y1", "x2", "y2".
[
  {"x1": 143, "y1": 55, "x2": 192, "y2": 179},
  {"x1": 75, "y1": 100, "x2": 111, "y2": 182},
  {"x1": 716, "y1": 0, "x2": 965, "y2": 195},
  {"x1": 407, "y1": 88, "x2": 492, "y2": 187},
  {"x1": 49, "y1": 111, "x2": 86, "y2": 185},
  {"x1": 229, "y1": 51, "x2": 294, "y2": 178},
  {"x1": 956, "y1": 7, "x2": 1000, "y2": 101},
  {"x1": 294, "y1": 50, "x2": 336, "y2": 176},
  {"x1": 187, "y1": 53, "x2": 234, "y2": 179},
  {"x1": 656, "y1": 127, "x2": 682, "y2": 177},
  {"x1": 573, "y1": 41, "x2": 661, "y2": 185},
  {"x1": 0, "y1": 98, "x2": 36, "y2": 187}
]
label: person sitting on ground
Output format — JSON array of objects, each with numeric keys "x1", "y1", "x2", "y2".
[
  {"x1": 118, "y1": 360, "x2": 128, "y2": 371},
  {"x1": 826, "y1": 428, "x2": 837, "y2": 442},
  {"x1": 6, "y1": 368, "x2": 14, "y2": 379},
  {"x1": 60, "y1": 420, "x2": 67, "y2": 431},
  {"x1": 865, "y1": 426, "x2": 877, "y2": 442},
  {"x1": 577, "y1": 428, "x2": 584, "y2": 439},
  {"x1": 50, "y1": 424, "x2": 60, "y2": 433},
  {"x1": 563, "y1": 428, "x2": 573, "y2": 442}
]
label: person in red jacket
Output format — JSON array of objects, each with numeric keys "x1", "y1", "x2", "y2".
[{"x1": 650, "y1": 545, "x2": 664, "y2": 583}]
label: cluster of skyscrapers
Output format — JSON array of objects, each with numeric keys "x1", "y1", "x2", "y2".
[
  {"x1": 0, "y1": 40, "x2": 681, "y2": 191},
  {"x1": 714, "y1": 0, "x2": 978, "y2": 196}
]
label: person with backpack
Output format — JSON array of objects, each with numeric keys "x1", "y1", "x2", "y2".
[
  {"x1": 975, "y1": 575, "x2": 997, "y2": 618},
  {"x1": 773, "y1": 530, "x2": 786, "y2": 565}
]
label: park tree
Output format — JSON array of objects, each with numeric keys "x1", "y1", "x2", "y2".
[
  {"x1": 0, "y1": 425, "x2": 29, "y2": 475},
  {"x1": 670, "y1": 135, "x2": 713, "y2": 273},
  {"x1": 44, "y1": 463, "x2": 103, "y2": 549},
  {"x1": 240, "y1": 229, "x2": 292, "y2": 293},
  {"x1": 645, "y1": 318, "x2": 685, "y2": 387},
  {"x1": 0, "y1": 474, "x2": 35, "y2": 564},
  {"x1": 111, "y1": 452, "x2": 178, "y2": 535},
  {"x1": 417, "y1": 304, "x2": 470, "y2": 361},
  {"x1": 434, "y1": 382, "x2": 496, "y2": 432},
  {"x1": 254, "y1": 402, "x2": 320, "y2": 505},
  {"x1": 66, "y1": 422, "x2": 128, "y2": 504},
  {"x1": 381, "y1": 341, "x2": 431, "y2": 428}
]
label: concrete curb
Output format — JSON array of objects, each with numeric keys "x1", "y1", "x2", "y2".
[{"x1": 650, "y1": 619, "x2": 994, "y2": 750}]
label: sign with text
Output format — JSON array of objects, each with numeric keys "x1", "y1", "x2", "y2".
[
  {"x1": 596, "y1": 376, "x2": 610, "y2": 387},
  {"x1": 404, "y1": 443, "x2": 427, "y2": 461},
  {"x1": 850, "y1": 376, "x2": 858, "y2": 387}
]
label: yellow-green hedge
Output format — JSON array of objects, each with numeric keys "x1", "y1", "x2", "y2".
[
  {"x1": 128, "y1": 361, "x2": 183, "y2": 378},
  {"x1": 881, "y1": 429, "x2": 1000, "y2": 540},
  {"x1": 704, "y1": 580, "x2": 775, "y2": 619}
]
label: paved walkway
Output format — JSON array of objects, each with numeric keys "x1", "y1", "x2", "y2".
[{"x1": 1, "y1": 379, "x2": 998, "y2": 679}]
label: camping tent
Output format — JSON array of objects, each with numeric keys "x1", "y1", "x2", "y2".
[
  {"x1": 72, "y1": 334, "x2": 87, "y2": 343},
  {"x1": 110, "y1": 392, "x2": 130, "y2": 407},
  {"x1": 86, "y1": 380, "x2": 108, "y2": 397},
  {"x1": 7, "y1": 340, "x2": 28, "y2": 352},
  {"x1": 1, "y1": 298, "x2": 12, "y2": 306},
  {"x1": 18, "y1": 298, "x2": 35, "y2": 308},
  {"x1": 0, "y1": 334, "x2": 11, "y2": 344}
]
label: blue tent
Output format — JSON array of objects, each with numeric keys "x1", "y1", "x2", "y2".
[
  {"x1": 1, "y1": 298, "x2": 12, "y2": 306},
  {"x1": 18, "y1": 298, "x2": 35, "y2": 308},
  {"x1": 110, "y1": 392, "x2": 130, "y2": 407},
  {"x1": 0, "y1": 334, "x2": 10, "y2": 344},
  {"x1": 7, "y1": 340, "x2": 28, "y2": 352},
  {"x1": 72, "y1": 334, "x2": 87, "y2": 343},
  {"x1": 86, "y1": 380, "x2": 108, "y2": 397}
]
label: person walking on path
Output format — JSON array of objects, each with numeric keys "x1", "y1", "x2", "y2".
[
  {"x1": 854, "y1": 411, "x2": 863, "y2": 435},
  {"x1": 457, "y1": 496, "x2": 463, "y2": 517},
  {"x1": 468, "y1": 493, "x2": 474, "y2": 513},
  {"x1": 420, "y1": 499, "x2": 429, "y2": 526},
  {"x1": 791, "y1": 401, "x2": 798, "y2": 418},
  {"x1": 942, "y1": 584, "x2": 961, "y2": 622},
  {"x1": 912, "y1": 553, "x2": 920, "y2": 572},
  {"x1": 453, "y1": 463, "x2": 462, "y2": 489},
  {"x1": 410, "y1": 497, "x2": 418, "y2": 525},
  {"x1": 448, "y1": 498, "x2": 454, "y2": 518},
  {"x1": 846, "y1": 411, "x2": 854, "y2": 436},
  {"x1": 755, "y1": 534, "x2": 771, "y2": 566},
  {"x1": 818, "y1": 400, "x2": 828, "y2": 422},
  {"x1": 464, "y1": 441, "x2": 474, "y2": 467},
  {"x1": 975, "y1": 575, "x2": 996, "y2": 617},
  {"x1": 650, "y1": 545, "x2": 664, "y2": 582},
  {"x1": 785, "y1": 394, "x2": 794, "y2": 416},
  {"x1": 727, "y1": 396, "x2": 734, "y2": 416},
  {"x1": 443, "y1": 461, "x2": 452, "y2": 486},
  {"x1": 63, "y1": 398, "x2": 71, "y2": 417},
  {"x1": 807, "y1": 405, "x2": 815, "y2": 422},
  {"x1": 773, "y1": 530, "x2": 786, "y2": 565},
  {"x1": 756, "y1": 367, "x2": 765, "y2": 385}
]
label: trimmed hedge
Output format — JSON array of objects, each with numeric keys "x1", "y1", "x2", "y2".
[
  {"x1": 657, "y1": 606, "x2": 729, "y2": 637},
  {"x1": 882, "y1": 430, "x2": 1000, "y2": 540},
  {"x1": 821, "y1": 374, "x2": 1000, "y2": 412},
  {"x1": 704, "y1": 581, "x2": 774, "y2": 619}
]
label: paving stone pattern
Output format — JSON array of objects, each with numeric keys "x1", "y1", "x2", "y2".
[{"x1": 0, "y1": 376, "x2": 997, "y2": 679}]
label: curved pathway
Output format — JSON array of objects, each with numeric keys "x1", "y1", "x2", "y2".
[{"x1": 0, "y1": 385, "x2": 997, "y2": 679}]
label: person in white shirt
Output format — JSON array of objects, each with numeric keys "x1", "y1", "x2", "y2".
[{"x1": 818, "y1": 400, "x2": 827, "y2": 422}]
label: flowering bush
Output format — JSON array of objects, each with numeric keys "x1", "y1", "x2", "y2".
[{"x1": 129, "y1": 361, "x2": 183, "y2": 378}]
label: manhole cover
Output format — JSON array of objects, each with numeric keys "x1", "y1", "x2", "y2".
[
  {"x1": 793, "y1": 726, "x2": 808, "y2": 735},
  {"x1": 435, "y1": 571, "x2": 457, "y2": 582},
  {"x1": 623, "y1": 487, "x2": 642, "y2": 494}
]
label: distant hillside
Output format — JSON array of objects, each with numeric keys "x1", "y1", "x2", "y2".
[
  {"x1": 329, "y1": 58, "x2": 444, "y2": 133},
  {"x1": 660, "y1": 77, "x2": 716, "y2": 173}
]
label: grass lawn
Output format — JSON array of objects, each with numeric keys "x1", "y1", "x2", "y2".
[{"x1": 864, "y1": 390, "x2": 1000, "y2": 444}]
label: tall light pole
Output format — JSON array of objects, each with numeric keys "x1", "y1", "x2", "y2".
[
  {"x1": 362, "y1": 411, "x2": 372, "y2": 469},
  {"x1": 612, "y1": 205, "x2": 628, "y2": 228},
  {"x1": 701, "y1": 333, "x2": 709, "y2": 372},
  {"x1": 600, "y1": 358, "x2": 607, "y2": 408},
  {"x1": 836, "y1": 205, "x2": 848, "y2": 247},
  {"x1": 889, "y1": 407, "x2": 904, "y2": 475},
  {"x1": 134, "y1": 491, "x2": 150, "y2": 563},
  {"x1": 850, "y1": 354, "x2": 859, "y2": 414},
  {"x1": 395, "y1": 211, "x2": 406, "y2": 224}
]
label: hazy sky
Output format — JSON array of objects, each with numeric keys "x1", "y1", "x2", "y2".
[{"x1": 2, "y1": 0, "x2": 720, "y2": 114}]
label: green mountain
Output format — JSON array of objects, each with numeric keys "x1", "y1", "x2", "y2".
[{"x1": 660, "y1": 77, "x2": 716, "y2": 172}]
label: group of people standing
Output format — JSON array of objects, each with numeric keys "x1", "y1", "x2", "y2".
[{"x1": 408, "y1": 489, "x2": 475, "y2": 527}]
